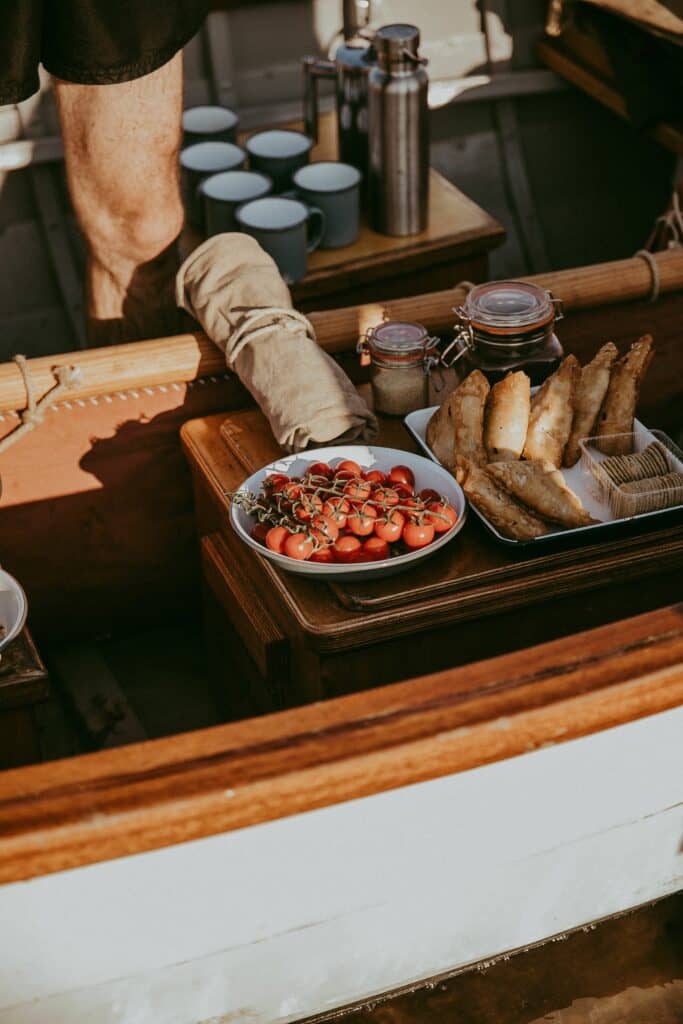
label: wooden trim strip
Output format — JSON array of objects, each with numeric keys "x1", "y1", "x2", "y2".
[
  {"x1": 0, "y1": 604, "x2": 680, "y2": 884},
  {"x1": 0, "y1": 249, "x2": 681, "y2": 412}
]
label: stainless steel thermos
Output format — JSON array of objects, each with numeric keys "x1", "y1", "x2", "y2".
[{"x1": 368, "y1": 24, "x2": 429, "y2": 236}]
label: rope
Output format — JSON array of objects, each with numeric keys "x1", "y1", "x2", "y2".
[
  {"x1": 633, "y1": 250, "x2": 661, "y2": 304},
  {"x1": 644, "y1": 190, "x2": 683, "y2": 253},
  {"x1": 220, "y1": 306, "x2": 316, "y2": 366},
  {"x1": 0, "y1": 356, "x2": 82, "y2": 455}
]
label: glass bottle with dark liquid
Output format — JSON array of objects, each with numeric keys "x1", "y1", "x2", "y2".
[{"x1": 443, "y1": 281, "x2": 565, "y2": 386}]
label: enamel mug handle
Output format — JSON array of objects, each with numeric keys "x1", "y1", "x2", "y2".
[{"x1": 306, "y1": 205, "x2": 325, "y2": 253}]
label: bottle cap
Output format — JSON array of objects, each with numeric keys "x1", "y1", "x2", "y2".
[{"x1": 374, "y1": 24, "x2": 421, "y2": 67}]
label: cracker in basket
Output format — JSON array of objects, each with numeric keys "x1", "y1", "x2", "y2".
[
  {"x1": 596, "y1": 335, "x2": 654, "y2": 455},
  {"x1": 601, "y1": 442, "x2": 670, "y2": 485},
  {"x1": 612, "y1": 471, "x2": 683, "y2": 516}
]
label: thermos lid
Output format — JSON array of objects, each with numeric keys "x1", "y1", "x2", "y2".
[
  {"x1": 461, "y1": 281, "x2": 557, "y2": 337},
  {"x1": 374, "y1": 23, "x2": 421, "y2": 65}
]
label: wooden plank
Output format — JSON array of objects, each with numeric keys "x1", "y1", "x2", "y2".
[
  {"x1": 0, "y1": 603, "x2": 681, "y2": 882},
  {"x1": 48, "y1": 643, "x2": 147, "y2": 749},
  {"x1": 538, "y1": 38, "x2": 683, "y2": 156},
  {"x1": 201, "y1": 532, "x2": 289, "y2": 684},
  {"x1": 0, "y1": 248, "x2": 682, "y2": 412}
]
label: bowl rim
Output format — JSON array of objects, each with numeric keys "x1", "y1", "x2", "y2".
[
  {"x1": 228, "y1": 445, "x2": 466, "y2": 576},
  {"x1": 0, "y1": 568, "x2": 28, "y2": 652}
]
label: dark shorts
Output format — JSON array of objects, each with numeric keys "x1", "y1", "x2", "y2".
[{"x1": 1, "y1": 0, "x2": 209, "y2": 104}]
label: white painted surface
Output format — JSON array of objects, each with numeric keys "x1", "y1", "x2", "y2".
[{"x1": 0, "y1": 707, "x2": 681, "y2": 1024}]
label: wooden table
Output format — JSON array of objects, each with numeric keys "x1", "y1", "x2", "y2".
[
  {"x1": 0, "y1": 629, "x2": 49, "y2": 769},
  {"x1": 185, "y1": 112, "x2": 505, "y2": 312},
  {"x1": 181, "y1": 401, "x2": 683, "y2": 715}
]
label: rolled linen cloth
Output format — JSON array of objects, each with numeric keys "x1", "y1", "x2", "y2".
[{"x1": 176, "y1": 233, "x2": 378, "y2": 451}]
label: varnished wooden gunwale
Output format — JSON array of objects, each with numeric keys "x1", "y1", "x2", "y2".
[
  {"x1": 0, "y1": 603, "x2": 681, "y2": 884},
  {"x1": 0, "y1": 249, "x2": 681, "y2": 412}
]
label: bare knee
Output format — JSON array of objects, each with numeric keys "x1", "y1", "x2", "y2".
[{"x1": 85, "y1": 195, "x2": 184, "y2": 269}]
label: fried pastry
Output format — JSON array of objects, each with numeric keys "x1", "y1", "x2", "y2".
[
  {"x1": 523, "y1": 355, "x2": 580, "y2": 468},
  {"x1": 484, "y1": 370, "x2": 531, "y2": 463},
  {"x1": 455, "y1": 458, "x2": 549, "y2": 540},
  {"x1": 426, "y1": 392, "x2": 457, "y2": 469},
  {"x1": 564, "y1": 342, "x2": 618, "y2": 467},
  {"x1": 487, "y1": 459, "x2": 598, "y2": 528},
  {"x1": 427, "y1": 370, "x2": 490, "y2": 468},
  {"x1": 597, "y1": 334, "x2": 654, "y2": 455}
]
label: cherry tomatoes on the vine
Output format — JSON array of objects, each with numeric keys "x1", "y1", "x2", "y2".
[
  {"x1": 265, "y1": 526, "x2": 290, "y2": 553},
  {"x1": 311, "y1": 545, "x2": 335, "y2": 563},
  {"x1": 322, "y1": 497, "x2": 350, "y2": 530},
  {"x1": 402, "y1": 521, "x2": 435, "y2": 549},
  {"x1": 426, "y1": 502, "x2": 458, "y2": 533},
  {"x1": 284, "y1": 532, "x2": 315, "y2": 560},
  {"x1": 310, "y1": 514, "x2": 339, "y2": 543},
  {"x1": 374, "y1": 509, "x2": 405, "y2": 544},
  {"x1": 251, "y1": 522, "x2": 270, "y2": 545},
  {"x1": 374, "y1": 487, "x2": 399, "y2": 507},
  {"x1": 305, "y1": 462, "x2": 333, "y2": 479},
  {"x1": 389, "y1": 465, "x2": 415, "y2": 488},
  {"x1": 362, "y1": 537, "x2": 390, "y2": 561},
  {"x1": 347, "y1": 506, "x2": 378, "y2": 536},
  {"x1": 419, "y1": 488, "x2": 441, "y2": 504},
  {"x1": 344, "y1": 479, "x2": 372, "y2": 502},
  {"x1": 333, "y1": 535, "x2": 362, "y2": 562},
  {"x1": 364, "y1": 469, "x2": 387, "y2": 485},
  {"x1": 335, "y1": 459, "x2": 362, "y2": 478}
]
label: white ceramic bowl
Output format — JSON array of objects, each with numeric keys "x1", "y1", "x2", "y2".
[
  {"x1": 229, "y1": 445, "x2": 466, "y2": 581},
  {"x1": 0, "y1": 569, "x2": 27, "y2": 652}
]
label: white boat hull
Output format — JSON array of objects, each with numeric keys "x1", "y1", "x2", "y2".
[{"x1": 0, "y1": 705, "x2": 681, "y2": 1024}]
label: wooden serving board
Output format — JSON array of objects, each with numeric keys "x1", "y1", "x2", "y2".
[{"x1": 213, "y1": 404, "x2": 683, "y2": 651}]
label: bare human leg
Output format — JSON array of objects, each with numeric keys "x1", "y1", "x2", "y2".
[{"x1": 54, "y1": 53, "x2": 185, "y2": 345}]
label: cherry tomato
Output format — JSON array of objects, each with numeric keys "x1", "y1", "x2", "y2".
[
  {"x1": 335, "y1": 459, "x2": 362, "y2": 477},
  {"x1": 293, "y1": 493, "x2": 323, "y2": 522},
  {"x1": 333, "y1": 535, "x2": 362, "y2": 563},
  {"x1": 281, "y1": 482, "x2": 303, "y2": 502},
  {"x1": 266, "y1": 526, "x2": 290, "y2": 553},
  {"x1": 362, "y1": 536, "x2": 390, "y2": 561},
  {"x1": 311, "y1": 545, "x2": 336, "y2": 563},
  {"x1": 426, "y1": 502, "x2": 458, "y2": 533},
  {"x1": 364, "y1": 469, "x2": 388, "y2": 485},
  {"x1": 347, "y1": 506, "x2": 378, "y2": 536},
  {"x1": 284, "y1": 532, "x2": 315, "y2": 560},
  {"x1": 374, "y1": 509, "x2": 405, "y2": 544},
  {"x1": 389, "y1": 465, "x2": 415, "y2": 488},
  {"x1": 419, "y1": 488, "x2": 441, "y2": 503},
  {"x1": 322, "y1": 497, "x2": 350, "y2": 530},
  {"x1": 403, "y1": 521, "x2": 435, "y2": 549},
  {"x1": 305, "y1": 462, "x2": 333, "y2": 479},
  {"x1": 373, "y1": 487, "x2": 399, "y2": 508},
  {"x1": 393, "y1": 482, "x2": 414, "y2": 500},
  {"x1": 310, "y1": 514, "x2": 339, "y2": 543},
  {"x1": 344, "y1": 479, "x2": 372, "y2": 502},
  {"x1": 251, "y1": 522, "x2": 270, "y2": 545},
  {"x1": 402, "y1": 496, "x2": 425, "y2": 512},
  {"x1": 264, "y1": 473, "x2": 289, "y2": 493}
]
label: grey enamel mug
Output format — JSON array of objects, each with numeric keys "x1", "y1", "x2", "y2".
[
  {"x1": 291, "y1": 161, "x2": 362, "y2": 248},
  {"x1": 180, "y1": 141, "x2": 246, "y2": 228},
  {"x1": 245, "y1": 129, "x2": 314, "y2": 192},
  {"x1": 201, "y1": 170, "x2": 273, "y2": 235},
  {"x1": 235, "y1": 196, "x2": 325, "y2": 284},
  {"x1": 182, "y1": 105, "x2": 239, "y2": 146}
]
